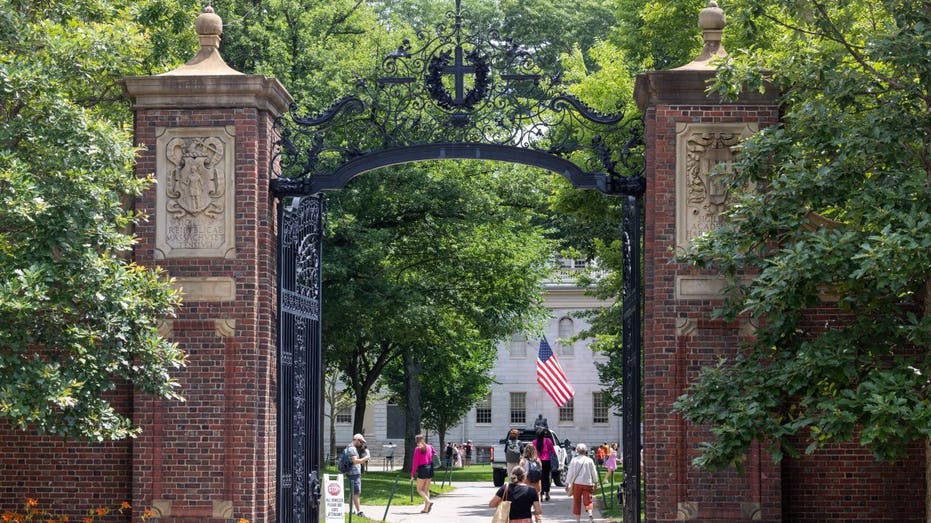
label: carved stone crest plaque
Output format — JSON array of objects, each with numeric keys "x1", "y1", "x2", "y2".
[
  {"x1": 675, "y1": 122, "x2": 757, "y2": 251},
  {"x1": 155, "y1": 127, "x2": 236, "y2": 258}
]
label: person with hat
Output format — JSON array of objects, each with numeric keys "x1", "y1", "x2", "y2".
[{"x1": 346, "y1": 433, "x2": 371, "y2": 517}]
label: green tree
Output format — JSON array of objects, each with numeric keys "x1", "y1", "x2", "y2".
[
  {"x1": 382, "y1": 315, "x2": 497, "y2": 451},
  {"x1": 0, "y1": 0, "x2": 196, "y2": 440},
  {"x1": 371, "y1": 0, "x2": 616, "y2": 70},
  {"x1": 323, "y1": 161, "x2": 554, "y2": 444},
  {"x1": 215, "y1": 0, "x2": 397, "y2": 106},
  {"x1": 673, "y1": 0, "x2": 931, "y2": 470},
  {"x1": 544, "y1": 38, "x2": 640, "y2": 415}
]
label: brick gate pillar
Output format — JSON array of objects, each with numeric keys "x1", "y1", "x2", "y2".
[
  {"x1": 634, "y1": 2, "x2": 780, "y2": 521},
  {"x1": 122, "y1": 8, "x2": 291, "y2": 523}
]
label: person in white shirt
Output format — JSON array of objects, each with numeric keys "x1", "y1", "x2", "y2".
[{"x1": 564, "y1": 443, "x2": 598, "y2": 523}]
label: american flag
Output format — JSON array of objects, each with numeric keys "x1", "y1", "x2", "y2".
[{"x1": 536, "y1": 338, "x2": 575, "y2": 407}]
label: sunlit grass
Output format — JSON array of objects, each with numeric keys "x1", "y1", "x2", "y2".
[{"x1": 324, "y1": 463, "x2": 494, "y2": 521}]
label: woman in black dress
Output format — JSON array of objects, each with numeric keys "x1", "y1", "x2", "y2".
[{"x1": 489, "y1": 465, "x2": 544, "y2": 523}]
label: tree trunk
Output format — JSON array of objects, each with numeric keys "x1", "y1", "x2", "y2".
[
  {"x1": 326, "y1": 379, "x2": 338, "y2": 463},
  {"x1": 438, "y1": 423, "x2": 448, "y2": 451},
  {"x1": 402, "y1": 350, "x2": 423, "y2": 474},
  {"x1": 352, "y1": 393, "x2": 368, "y2": 437}
]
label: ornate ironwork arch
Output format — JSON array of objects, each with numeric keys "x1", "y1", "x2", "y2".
[
  {"x1": 270, "y1": 0, "x2": 644, "y2": 197},
  {"x1": 271, "y1": 2, "x2": 644, "y2": 523}
]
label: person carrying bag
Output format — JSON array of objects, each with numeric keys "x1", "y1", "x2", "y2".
[
  {"x1": 491, "y1": 483, "x2": 511, "y2": 523},
  {"x1": 564, "y1": 443, "x2": 598, "y2": 523},
  {"x1": 489, "y1": 465, "x2": 543, "y2": 523}
]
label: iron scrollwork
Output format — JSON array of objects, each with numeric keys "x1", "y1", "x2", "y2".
[{"x1": 272, "y1": 0, "x2": 643, "y2": 196}]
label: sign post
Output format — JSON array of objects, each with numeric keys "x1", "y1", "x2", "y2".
[{"x1": 323, "y1": 474, "x2": 346, "y2": 523}]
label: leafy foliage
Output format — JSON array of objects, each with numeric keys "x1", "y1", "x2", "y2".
[
  {"x1": 0, "y1": 0, "x2": 194, "y2": 439},
  {"x1": 674, "y1": 0, "x2": 931, "y2": 469},
  {"x1": 322, "y1": 161, "x2": 555, "y2": 434}
]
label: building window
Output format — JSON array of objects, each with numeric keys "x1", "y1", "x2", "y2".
[
  {"x1": 510, "y1": 392, "x2": 527, "y2": 425},
  {"x1": 335, "y1": 404, "x2": 352, "y2": 424},
  {"x1": 509, "y1": 333, "x2": 527, "y2": 358},
  {"x1": 558, "y1": 317, "x2": 574, "y2": 356},
  {"x1": 558, "y1": 398, "x2": 574, "y2": 423},
  {"x1": 593, "y1": 392, "x2": 609, "y2": 424},
  {"x1": 476, "y1": 394, "x2": 492, "y2": 424},
  {"x1": 386, "y1": 401, "x2": 405, "y2": 439}
]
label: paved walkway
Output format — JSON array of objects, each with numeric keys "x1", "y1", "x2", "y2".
[{"x1": 357, "y1": 481, "x2": 612, "y2": 523}]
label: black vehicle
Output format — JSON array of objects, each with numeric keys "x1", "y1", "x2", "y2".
[{"x1": 491, "y1": 428, "x2": 572, "y2": 487}]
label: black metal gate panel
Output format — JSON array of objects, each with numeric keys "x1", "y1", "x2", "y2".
[
  {"x1": 271, "y1": 3, "x2": 646, "y2": 521},
  {"x1": 277, "y1": 194, "x2": 324, "y2": 523}
]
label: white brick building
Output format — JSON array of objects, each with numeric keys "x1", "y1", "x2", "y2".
[{"x1": 325, "y1": 265, "x2": 621, "y2": 464}]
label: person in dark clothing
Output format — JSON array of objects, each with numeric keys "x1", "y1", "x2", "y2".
[
  {"x1": 445, "y1": 442, "x2": 454, "y2": 467},
  {"x1": 533, "y1": 428, "x2": 556, "y2": 501},
  {"x1": 489, "y1": 465, "x2": 543, "y2": 523}
]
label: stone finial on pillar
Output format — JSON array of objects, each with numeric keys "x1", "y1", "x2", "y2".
[
  {"x1": 674, "y1": 0, "x2": 727, "y2": 70},
  {"x1": 160, "y1": 6, "x2": 242, "y2": 76}
]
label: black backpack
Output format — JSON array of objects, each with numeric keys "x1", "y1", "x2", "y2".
[{"x1": 526, "y1": 459, "x2": 542, "y2": 482}]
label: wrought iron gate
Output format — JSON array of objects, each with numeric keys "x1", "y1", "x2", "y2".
[
  {"x1": 276, "y1": 195, "x2": 325, "y2": 521},
  {"x1": 272, "y1": 1, "x2": 645, "y2": 520}
]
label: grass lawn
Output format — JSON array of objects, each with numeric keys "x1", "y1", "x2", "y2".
[
  {"x1": 328, "y1": 464, "x2": 493, "y2": 522},
  {"x1": 593, "y1": 467, "x2": 645, "y2": 523}
]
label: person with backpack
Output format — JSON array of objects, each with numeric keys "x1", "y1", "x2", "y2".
[
  {"x1": 505, "y1": 428, "x2": 522, "y2": 475},
  {"x1": 519, "y1": 444, "x2": 543, "y2": 495},
  {"x1": 342, "y1": 434, "x2": 370, "y2": 518}
]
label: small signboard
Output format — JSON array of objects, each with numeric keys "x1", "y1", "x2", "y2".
[{"x1": 323, "y1": 474, "x2": 346, "y2": 523}]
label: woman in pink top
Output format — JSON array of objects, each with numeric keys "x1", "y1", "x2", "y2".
[
  {"x1": 410, "y1": 434, "x2": 436, "y2": 513},
  {"x1": 532, "y1": 428, "x2": 556, "y2": 501}
]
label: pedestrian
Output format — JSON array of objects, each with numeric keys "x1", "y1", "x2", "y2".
[
  {"x1": 410, "y1": 434, "x2": 436, "y2": 513},
  {"x1": 564, "y1": 443, "x2": 598, "y2": 523},
  {"x1": 505, "y1": 428, "x2": 522, "y2": 474},
  {"x1": 595, "y1": 443, "x2": 606, "y2": 465},
  {"x1": 445, "y1": 442, "x2": 454, "y2": 468},
  {"x1": 345, "y1": 433, "x2": 371, "y2": 518},
  {"x1": 532, "y1": 428, "x2": 556, "y2": 501},
  {"x1": 464, "y1": 439, "x2": 473, "y2": 465},
  {"x1": 520, "y1": 444, "x2": 543, "y2": 495},
  {"x1": 604, "y1": 443, "x2": 618, "y2": 484},
  {"x1": 454, "y1": 444, "x2": 463, "y2": 468},
  {"x1": 488, "y1": 465, "x2": 543, "y2": 523}
]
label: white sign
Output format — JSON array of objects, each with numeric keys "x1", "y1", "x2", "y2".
[{"x1": 323, "y1": 474, "x2": 346, "y2": 523}]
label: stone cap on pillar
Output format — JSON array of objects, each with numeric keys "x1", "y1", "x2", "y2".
[
  {"x1": 634, "y1": 0, "x2": 777, "y2": 111},
  {"x1": 673, "y1": 0, "x2": 727, "y2": 72},
  {"x1": 160, "y1": 6, "x2": 241, "y2": 77},
  {"x1": 122, "y1": 6, "x2": 292, "y2": 115}
]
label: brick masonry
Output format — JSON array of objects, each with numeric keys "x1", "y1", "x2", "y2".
[
  {"x1": 126, "y1": 96, "x2": 286, "y2": 522},
  {"x1": 636, "y1": 64, "x2": 924, "y2": 521},
  {"x1": 0, "y1": 11, "x2": 926, "y2": 523}
]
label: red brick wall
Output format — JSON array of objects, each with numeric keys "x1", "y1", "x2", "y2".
[
  {"x1": 130, "y1": 106, "x2": 279, "y2": 523},
  {"x1": 642, "y1": 103, "x2": 782, "y2": 522},
  {"x1": 778, "y1": 310, "x2": 925, "y2": 521},
  {"x1": 0, "y1": 387, "x2": 133, "y2": 521},
  {"x1": 782, "y1": 440, "x2": 924, "y2": 522},
  {"x1": 641, "y1": 96, "x2": 926, "y2": 521}
]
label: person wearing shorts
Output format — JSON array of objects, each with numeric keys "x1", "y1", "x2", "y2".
[{"x1": 346, "y1": 433, "x2": 370, "y2": 518}]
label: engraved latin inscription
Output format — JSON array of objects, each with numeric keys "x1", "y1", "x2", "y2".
[{"x1": 155, "y1": 127, "x2": 236, "y2": 259}]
